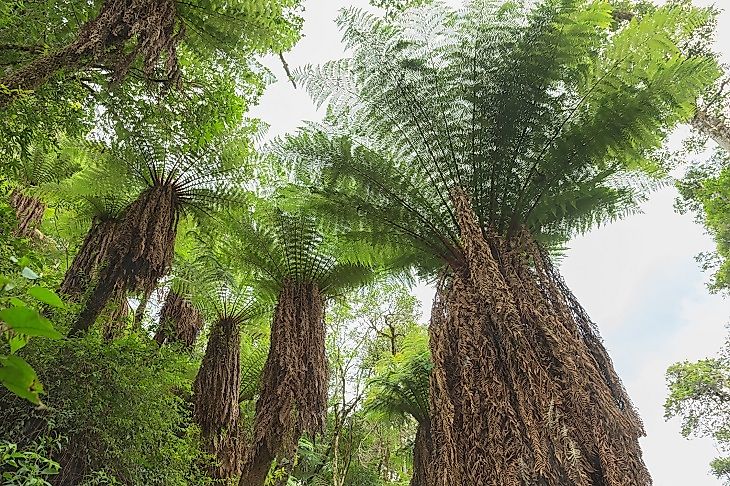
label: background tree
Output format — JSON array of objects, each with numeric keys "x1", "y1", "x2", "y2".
[
  {"x1": 282, "y1": 1, "x2": 720, "y2": 484},
  {"x1": 665, "y1": 335, "x2": 730, "y2": 484},
  {"x1": 364, "y1": 328, "x2": 431, "y2": 486}
]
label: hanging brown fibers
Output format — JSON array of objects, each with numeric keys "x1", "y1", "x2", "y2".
[
  {"x1": 0, "y1": 0, "x2": 182, "y2": 107},
  {"x1": 193, "y1": 316, "x2": 243, "y2": 479},
  {"x1": 60, "y1": 217, "x2": 118, "y2": 300},
  {"x1": 154, "y1": 290, "x2": 203, "y2": 350},
  {"x1": 426, "y1": 189, "x2": 650, "y2": 486},
  {"x1": 9, "y1": 189, "x2": 46, "y2": 237},
  {"x1": 239, "y1": 280, "x2": 328, "y2": 486},
  {"x1": 70, "y1": 184, "x2": 178, "y2": 336}
]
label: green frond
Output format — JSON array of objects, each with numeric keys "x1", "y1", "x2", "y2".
[
  {"x1": 281, "y1": 0, "x2": 719, "y2": 276},
  {"x1": 364, "y1": 328, "x2": 431, "y2": 425}
]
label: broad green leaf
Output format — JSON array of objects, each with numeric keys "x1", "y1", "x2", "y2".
[
  {"x1": 0, "y1": 306, "x2": 63, "y2": 339},
  {"x1": 0, "y1": 355, "x2": 43, "y2": 404},
  {"x1": 8, "y1": 334, "x2": 28, "y2": 353},
  {"x1": 21, "y1": 267, "x2": 39, "y2": 280},
  {"x1": 27, "y1": 286, "x2": 65, "y2": 308}
]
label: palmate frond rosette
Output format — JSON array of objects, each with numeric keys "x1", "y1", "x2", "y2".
[{"x1": 288, "y1": 1, "x2": 719, "y2": 256}]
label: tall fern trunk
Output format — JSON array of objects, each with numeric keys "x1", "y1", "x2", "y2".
[
  {"x1": 9, "y1": 189, "x2": 45, "y2": 237},
  {"x1": 59, "y1": 217, "x2": 118, "y2": 300},
  {"x1": 0, "y1": 0, "x2": 181, "y2": 108},
  {"x1": 70, "y1": 185, "x2": 178, "y2": 336},
  {"x1": 154, "y1": 290, "x2": 202, "y2": 349},
  {"x1": 410, "y1": 419, "x2": 432, "y2": 486},
  {"x1": 239, "y1": 280, "x2": 328, "y2": 486},
  {"x1": 693, "y1": 109, "x2": 730, "y2": 153},
  {"x1": 426, "y1": 190, "x2": 650, "y2": 486},
  {"x1": 193, "y1": 316, "x2": 242, "y2": 479}
]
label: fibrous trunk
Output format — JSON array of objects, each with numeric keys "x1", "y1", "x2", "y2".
[
  {"x1": 59, "y1": 217, "x2": 118, "y2": 300},
  {"x1": 0, "y1": 0, "x2": 182, "y2": 108},
  {"x1": 70, "y1": 185, "x2": 178, "y2": 336},
  {"x1": 154, "y1": 290, "x2": 202, "y2": 349},
  {"x1": 193, "y1": 317, "x2": 242, "y2": 479},
  {"x1": 9, "y1": 189, "x2": 45, "y2": 237},
  {"x1": 410, "y1": 419, "x2": 433, "y2": 486},
  {"x1": 427, "y1": 190, "x2": 650, "y2": 486},
  {"x1": 239, "y1": 280, "x2": 328, "y2": 486}
]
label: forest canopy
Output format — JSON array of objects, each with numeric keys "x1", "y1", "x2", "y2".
[{"x1": 0, "y1": 0, "x2": 728, "y2": 485}]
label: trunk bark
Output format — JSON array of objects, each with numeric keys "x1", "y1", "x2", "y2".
[
  {"x1": 9, "y1": 189, "x2": 45, "y2": 237},
  {"x1": 426, "y1": 190, "x2": 650, "y2": 486},
  {"x1": 59, "y1": 217, "x2": 118, "y2": 300},
  {"x1": 0, "y1": 0, "x2": 181, "y2": 108},
  {"x1": 70, "y1": 185, "x2": 178, "y2": 336},
  {"x1": 239, "y1": 280, "x2": 328, "y2": 486},
  {"x1": 154, "y1": 290, "x2": 203, "y2": 349},
  {"x1": 410, "y1": 419, "x2": 432, "y2": 486},
  {"x1": 193, "y1": 316, "x2": 242, "y2": 479},
  {"x1": 693, "y1": 109, "x2": 730, "y2": 153}
]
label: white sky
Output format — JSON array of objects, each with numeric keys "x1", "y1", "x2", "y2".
[{"x1": 250, "y1": 1, "x2": 730, "y2": 484}]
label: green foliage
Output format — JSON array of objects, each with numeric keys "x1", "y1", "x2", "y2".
[
  {"x1": 0, "y1": 262, "x2": 64, "y2": 403},
  {"x1": 215, "y1": 199, "x2": 377, "y2": 297},
  {"x1": 364, "y1": 328, "x2": 431, "y2": 425},
  {"x1": 0, "y1": 334, "x2": 211, "y2": 485},
  {"x1": 666, "y1": 337, "x2": 730, "y2": 483},
  {"x1": 281, "y1": 0, "x2": 719, "y2": 276},
  {"x1": 676, "y1": 150, "x2": 730, "y2": 293},
  {"x1": 0, "y1": 441, "x2": 60, "y2": 485}
]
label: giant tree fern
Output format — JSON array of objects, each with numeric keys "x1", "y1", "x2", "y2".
[
  {"x1": 213, "y1": 201, "x2": 376, "y2": 486},
  {"x1": 279, "y1": 2, "x2": 721, "y2": 484},
  {"x1": 0, "y1": 0, "x2": 302, "y2": 107},
  {"x1": 70, "y1": 128, "x2": 248, "y2": 336}
]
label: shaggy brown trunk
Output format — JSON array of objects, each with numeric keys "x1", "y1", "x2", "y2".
[
  {"x1": 70, "y1": 185, "x2": 178, "y2": 336},
  {"x1": 0, "y1": 0, "x2": 182, "y2": 108},
  {"x1": 410, "y1": 419, "x2": 432, "y2": 486},
  {"x1": 239, "y1": 280, "x2": 328, "y2": 486},
  {"x1": 693, "y1": 109, "x2": 730, "y2": 153},
  {"x1": 427, "y1": 190, "x2": 650, "y2": 486},
  {"x1": 9, "y1": 189, "x2": 45, "y2": 237},
  {"x1": 154, "y1": 290, "x2": 202, "y2": 349},
  {"x1": 59, "y1": 217, "x2": 118, "y2": 300},
  {"x1": 193, "y1": 316, "x2": 242, "y2": 479}
]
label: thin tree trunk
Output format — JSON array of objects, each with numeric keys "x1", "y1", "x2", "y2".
[
  {"x1": 154, "y1": 290, "x2": 203, "y2": 349},
  {"x1": 693, "y1": 109, "x2": 730, "y2": 153},
  {"x1": 193, "y1": 316, "x2": 242, "y2": 479},
  {"x1": 9, "y1": 189, "x2": 45, "y2": 237},
  {"x1": 410, "y1": 419, "x2": 432, "y2": 486},
  {"x1": 239, "y1": 280, "x2": 328, "y2": 486},
  {"x1": 426, "y1": 190, "x2": 650, "y2": 486},
  {"x1": 59, "y1": 217, "x2": 118, "y2": 300},
  {"x1": 70, "y1": 185, "x2": 178, "y2": 336},
  {"x1": 133, "y1": 288, "x2": 153, "y2": 328}
]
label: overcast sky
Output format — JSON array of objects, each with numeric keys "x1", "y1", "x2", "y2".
[{"x1": 249, "y1": 1, "x2": 730, "y2": 484}]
